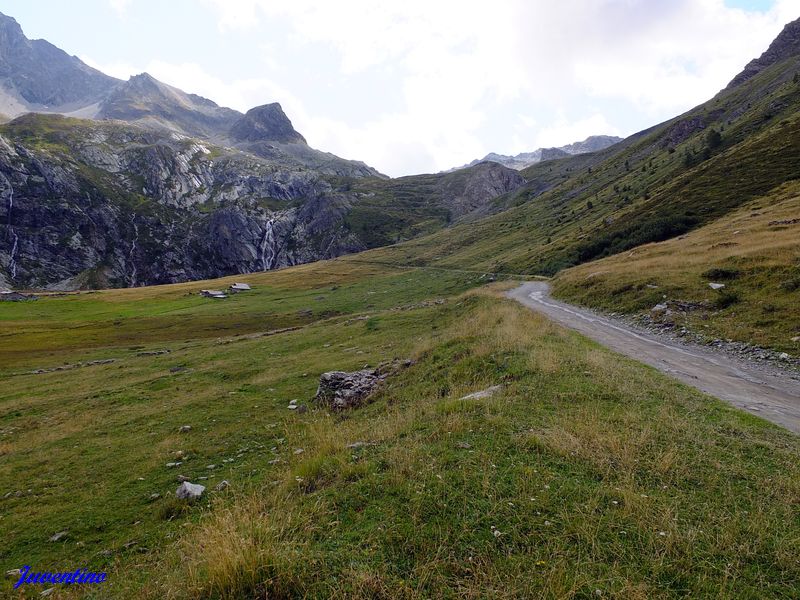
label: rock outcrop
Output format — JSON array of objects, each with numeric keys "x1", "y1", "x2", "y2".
[
  {"x1": 314, "y1": 368, "x2": 387, "y2": 410},
  {"x1": 728, "y1": 17, "x2": 800, "y2": 89},
  {"x1": 229, "y1": 103, "x2": 306, "y2": 144}
]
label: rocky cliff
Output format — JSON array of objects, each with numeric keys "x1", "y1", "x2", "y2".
[
  {"x1": 0, "y1": 115, "x2": 367, "y2": 289},
  {"x1": 0, "y1": 114, "x2": 525, "y2": 289},
  {"x1": 728, "y1": 18, "x2": 800, "y2": 89}
]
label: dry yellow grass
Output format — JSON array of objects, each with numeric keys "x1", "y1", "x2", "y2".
[{"x1": 554, "y1": 181, "x2": 800, "y2": 352}]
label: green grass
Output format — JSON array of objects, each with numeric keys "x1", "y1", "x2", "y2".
[
  {"x1": 1, "y1": 259, "x2": 798, "y2": 599},
  {"x1": 552, "y1": 182, "x2": 800, "y2": 353}
]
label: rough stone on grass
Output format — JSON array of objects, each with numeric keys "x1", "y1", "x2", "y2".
[
  {"x1": 214, "y1": 480, "x2": 230, "y2": 491},
  {"x1": 314, "y1": 368, "x2": 387, "y2": 410},
  {"x1": 314, "y1": 359, "x2": 414, "y2": 411},
  {"x1": 176, "y1": 482, "x2": 205, "y2": 500},
  {"x1": 708, "y1": 282, "x2": 726, "y2": 290},
  {"x1": 178, "y1": 425, "x2": 191, "y2": 433},
  {"x1": 460, "y1": 385, "x2": 503, "y2": 401},
  {"x1": 49, "y1": 531, "x2": 68, "y2": 542},
  {"x1": 650, "y1": 303, "x2": 668, "y2": 314}
]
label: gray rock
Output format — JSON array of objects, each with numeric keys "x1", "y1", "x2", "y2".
[
  {"x1": 314, "y1": 368, "x2": 387, "y2": 410},
  {"x1": 460, "y1": 385, "x2": 503, "y2": 401},
  {"x1": 175, "y1": 481, "x2": 205, "y2": 500},
  {"x1": 178, "y1": 425, "x2": 192, "y2": 433},
  {"x1": 708, "y1": 283, "x2": 726, "y2": 290},
  {"x1": 48, "y1": 531, "x2": 67, "y2": 542},
  {"x1": 651, "y1": 303, "x2": 668, "y2": 314},
  {"x1": 214, "y1": 480, "x2": 230, "y2": 491}
]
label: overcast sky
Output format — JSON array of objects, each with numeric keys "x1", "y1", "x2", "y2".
[{"x1": 3, "y1": 0, "x2": 798, "y2": 176}]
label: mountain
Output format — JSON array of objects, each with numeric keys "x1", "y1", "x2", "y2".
[
  {"x1": 229, "y1": 103, "x2": 306, "y2": 144},
  {"x1": 727, "y1": 17, "x2": 800, "y2": 88},
  {"x1": 451, "y1": 135, "x2": 623, "y2": 171},
  {"x1": 366, "y1": 16, "x2": 800, "y2": 282},
  {"x1": 0, "y1": 12, "x2": 119, "y2": 115},
  {"x1": 0, "y1": 11, "x2": 381, "y2": 180},
  {"x1": 0, "y1": 110, "x2": 525, "y2": 289},
  {"x1": 95, "y1": 72, "x2": 241, "y2": 139}
]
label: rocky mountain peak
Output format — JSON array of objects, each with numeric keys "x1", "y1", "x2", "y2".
[
  {"x1": 0, "y1": 11, "x2": 24, "y2": 40},
  {"x1": 229, "y1": 102, "x2": 306, "y2": 144},
  {"x1": 728, "y1": 17, "x2": 800, "y2": 88},
  {"x1": 0, "y1": 12, "x2": 118, "y2": 112}
]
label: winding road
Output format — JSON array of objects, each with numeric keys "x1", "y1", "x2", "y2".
[{"x1": 509, "y1": 282, "x2": 800, "y2": 433}]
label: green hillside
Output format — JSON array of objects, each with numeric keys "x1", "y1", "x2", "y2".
[
  {"x1": 363, "y1": 56, "x2": 800, "y2": 279},
  {"x1": 2, "y1": 257, "x2": 798, "y2": 599}
]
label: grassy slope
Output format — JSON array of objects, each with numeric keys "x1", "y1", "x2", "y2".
[
  {"x1": 1, "y1": 257, "x2": 799, "y2": 599},
  {"x1": 552, "y1": 182, "x2": 800, "y2": 353}
]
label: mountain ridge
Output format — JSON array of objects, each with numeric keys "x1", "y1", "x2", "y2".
[{"x1": 450, "y1": 134, "x2": 623, "y2": 172}]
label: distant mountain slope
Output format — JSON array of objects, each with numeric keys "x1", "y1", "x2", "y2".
[
  {"x1": 0, "y1": 12, "x2": 119, "y2": 114},
  {"x1": 451, "y1": 135, "x2": 622, "y2": 171},
  {"x1": 0, "y1": 11, "x2": 382, "y2": 179},
  {"x1": 0, "y1": 113, "x2": 524, "y2": 289},
  {"x1": 727, "y1": 16, "x2": 800, "y2": 88},
  {"x1": 96, "y1": 72, "x2": 241, "y2": 139}
]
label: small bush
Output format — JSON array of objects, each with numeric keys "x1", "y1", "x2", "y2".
[
  {"x1": 780, "y1": 278, "x2": 800, "y2": 292},
  {"x1": 157, "y1": 497, "x2": 192, "y2": 521},
  {"x1": 702, "y1": 267, "x2": 740, "y2": 280},
  {"x1": 714, "y1": 291, "x2": 741, "y2": 309}
]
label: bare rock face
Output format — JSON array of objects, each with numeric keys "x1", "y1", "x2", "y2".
[
  {"x1": 728, "y1": 17, "x2": 800, "y2": 89},
  {"x1": 314, "y1": 368, "x2": 388, "y2": 411},
  {"x1": 229, "y1": 103, "x2": 306, "y2": 144}
]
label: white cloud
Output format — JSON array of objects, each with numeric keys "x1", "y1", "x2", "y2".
[
  {"x1": 197, "y1": 0, "x2": 796, "y2": 174},
  {"x1": 108, "y1": 0, "x2": 133, "y2": 17},
  {"x1": 86, "y1": 0, "x2": 800, "y2": 175},
  {"x1": 534, "y1": 113, "x2": 622, "y2": 149}
]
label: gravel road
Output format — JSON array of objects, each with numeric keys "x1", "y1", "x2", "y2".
[{"x1": 509, "y1": 282, "x2": 800, "y2": 433}]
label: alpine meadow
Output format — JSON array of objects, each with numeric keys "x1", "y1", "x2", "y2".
[{"x1": 1, "y1": 4, "x2": 799, "y2": 599}]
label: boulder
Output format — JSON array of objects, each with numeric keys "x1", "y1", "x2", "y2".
[
  {"x1": 176, "y1": 481, "x2": 205, "y2": 500},
  {"x1": 314, "y1": 368, "x2": 387, "y2": 410}
]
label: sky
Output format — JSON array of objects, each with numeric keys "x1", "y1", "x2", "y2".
[{"x1": 2, "y1": 0, "x2": 798, "y2": 176}]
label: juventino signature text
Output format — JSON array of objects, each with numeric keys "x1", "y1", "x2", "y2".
[{"x1": 13, "y1": 565, "x2": 107, "y2": 589}]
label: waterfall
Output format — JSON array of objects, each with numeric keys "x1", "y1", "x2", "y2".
[
  {"x1": 128, "y1": 215, "x2": 139, "y2": 287},
  {"x1": 259, "y1": 218, "x2": 277, "y2": 271},
  {"x1": 9, "y1": 229, "x2": 18, "y2": 280},
  {"x1": 5, "y1": 178, "x2": 17, "y2": 281}
]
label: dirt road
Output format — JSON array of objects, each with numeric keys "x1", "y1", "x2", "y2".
[{"x1": 508, "y1": 282, "x2": 800, "y2": 434}]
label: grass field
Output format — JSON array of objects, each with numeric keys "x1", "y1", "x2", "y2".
[
  {"x1": 2, "y1": 256, "x2": 799, "y2": 599},
  {"x1": 552, "y1": 181, "x2": 800, "y2": 354}
]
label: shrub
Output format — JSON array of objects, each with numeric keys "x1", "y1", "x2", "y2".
[
  {"x1": 714, "y1": 291, "x2": 741, "y2": 309},
  {"x1": 702, "y1": 267, "x2": 740, "y2": 280}
]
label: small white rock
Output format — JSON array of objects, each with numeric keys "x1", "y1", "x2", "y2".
[{"x1": 176, "y1": 481, "x2": 205, "y2": 500}]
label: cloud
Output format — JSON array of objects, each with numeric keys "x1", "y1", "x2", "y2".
[
  {"x1": 88, "y1": 0, "x2": 799, "y2": 175},
  {"x1": 108, "y1": 0, "x2": 134, "y2": 17},
  {"x1": 534, "y1": 113, "x2": 622, "y2": 149},
  {"x1": 196, "y1": 0, "x2": 795, "y2": 174}
]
